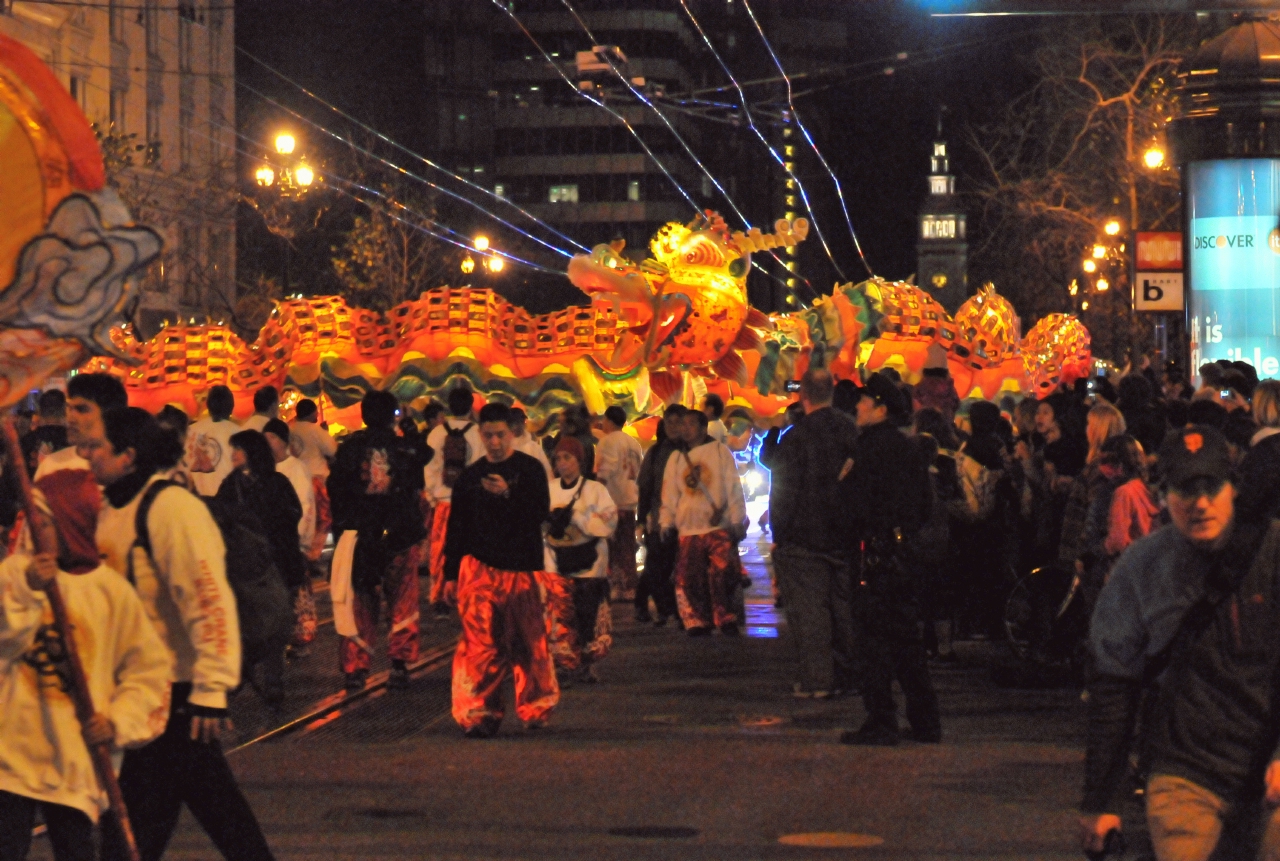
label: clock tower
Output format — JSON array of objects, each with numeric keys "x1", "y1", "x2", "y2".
[{"x1": 917, "y1": 116, "x2": 968, "y2": 314}]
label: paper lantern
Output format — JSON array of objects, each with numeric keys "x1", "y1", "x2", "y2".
[
  {"x1": 950, "y1": 283, "x2": 1020, "y2": 370},
  {"x1": 1022, "y1": 313, "x2": 1092, "y2": 397}
]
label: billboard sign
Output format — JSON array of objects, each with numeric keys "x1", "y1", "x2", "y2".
[
  {"x1": 1135, "y1": 232, "x2": 1182, "y2": 271},
  {"x1": 1187, "y1": 159, "x2": 1280, "y2": 377}
]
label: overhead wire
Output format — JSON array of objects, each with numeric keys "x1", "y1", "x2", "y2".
[
  {"x1": 545, "y1": 0, "x2": 810, "y2": 298},
  {"x1": 232, "y1": 46, "x2": 590, "y2": 254},
  {"x1": 485, "y1": 0, "x2": 703, "y2": 215},
  {"x1": 675, "y1": 0, "x2": 849, "y2": 282},
  {"x1": 740, "y1": 0, "x2": 873, "y2": 278},
  {"x1": 53, "y1": 43, "x2": 569, "y2": 276}
]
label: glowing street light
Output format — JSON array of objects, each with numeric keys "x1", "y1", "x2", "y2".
[
  {"x1": 1097, "y1": 277, "x2": 1110, "y2": 291},
  {"x1": 1082, "y1": 259, "x2": 1097, "y2": 273},
  {"x1": 274, "y1": 133, "x2": 296, "y2": 155},
  {"x1": 1143, "y1": 147, "x2": 1165, "y2": 169},
  {"x1": 255, "y1": 165, "x2": 275, "y2": 187},
  {"x1": 1069, "y1": 279, "x2": 1079, "y2": 296},
  {"x1": 1081, "y1": 300, "x2": 1090, "y2": 310},
  {"x1": 486, "y1": 256, "x2": 504, "y2": 273},
  {"x1": 461, "y1": 255, "x2": 476, "y2": 274},
  {"x1": 294, "y1": 164, "x2": 315, "y2": 187},
  {"x1": 1104, "y1": 219, "x2": 1122, "y2": 236},
  {"x1": 474, "y1": 236, "x2": 490, "y2": 252},
  {"x1": 1092, "y1": 244, "x2": 1107, "y2": 259}
]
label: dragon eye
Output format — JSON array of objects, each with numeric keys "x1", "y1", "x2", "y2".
[{"x1": 728, "y1": 258, "x2": 748, "y2": 278}]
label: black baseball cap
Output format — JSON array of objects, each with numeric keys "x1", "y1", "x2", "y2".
[
  {"x1": 860, "y1": 372, "x2": 901, "y2": 410},
  {"x1": 1159, "y1": 425, "x2": 1233, "y2": 492}
]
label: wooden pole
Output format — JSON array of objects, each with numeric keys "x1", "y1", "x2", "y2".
[{"x1": 0, "y1": 420, "x2": 142, "y2": 861}]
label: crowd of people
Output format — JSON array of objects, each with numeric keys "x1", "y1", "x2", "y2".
[{"x1": 5, "y1": 351, "x2": 1280, "y2": 859}]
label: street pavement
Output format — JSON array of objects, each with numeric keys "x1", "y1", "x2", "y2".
[
  {"x1": 160, "y1": 530, "x2": 1086, "y2": 861},
  {"x1": 30, "y1": 519, "x2": 1092, "y2": 860}
]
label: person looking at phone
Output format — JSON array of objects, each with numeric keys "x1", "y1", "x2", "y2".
[{"x1": 443, "y1": 402, "x2": 556, "y2": 738}]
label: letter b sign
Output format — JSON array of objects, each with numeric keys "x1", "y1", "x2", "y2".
[{"x1": 1135, "y1": 273, "x2": 1183, "y2": 312}]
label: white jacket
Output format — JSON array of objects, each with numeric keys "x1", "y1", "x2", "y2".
[
  {"x1": 659, "y1": 439, "x2": 746, "y2": 538},
  {"x1": 289, "y1": 420, "x2": 338, "y2": 479},
  {"x1": 0, "y1": 559, "x2": 171, "y2": 821},
  {"x1": 185, "y1": 418, "x2": 239, "y2": 498},
  {"x1": 543, "y1": 477, "x2": 617, "y2": 578},
  {"x1": 595, "y1": 430, "x2": 642, "y2": 511},
  {"x1": 277, "y1": 455, "x2": 316, "y2": 554},
  {"x1": 96, "y1": 478, "x2": 241, "y2": 709},
  {"x1": 424, "y1": 417, "x2": 483, "y2": 504},
  {"x1": 515, "y1": 434, "x2": 555, "y2": 482}
]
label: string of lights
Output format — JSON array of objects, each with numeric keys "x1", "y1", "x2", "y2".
[
  {"x1": 676, "y1": 0, "x2": 850, "y2": 283},
  {"x1": 741, "y1": 0, "x2": 874, "y2": 278}
]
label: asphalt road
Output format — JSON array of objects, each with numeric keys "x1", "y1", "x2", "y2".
[{"x1": 26, "y1": 517, "x2": 1092, "y2": 860}]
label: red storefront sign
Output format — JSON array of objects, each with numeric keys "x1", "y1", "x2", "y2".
[{"x1": 1135, "y1": 232, "x2": 1183, "y2": 271}]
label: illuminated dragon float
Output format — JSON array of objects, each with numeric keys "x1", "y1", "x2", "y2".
[{"x1": 0, "y1": 33, "x2": 1090, "y2": 428}]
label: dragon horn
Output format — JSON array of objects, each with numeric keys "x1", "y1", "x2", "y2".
[{"x1": 730, "y1": 218, "x2": 810, "y2": 254}]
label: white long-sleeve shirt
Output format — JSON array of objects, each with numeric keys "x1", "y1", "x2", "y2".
[
  {"x1": 96, "y1": 478, "x2": 241, "y2": 709},
  {"x1": 277, "y1": 455, "x2": 316, "y2": 555},
  {"x1": 515, "y1": 433, "x2": 555, "y2": 482},
  {"x1": 424, "y1": 417, "x2": 483, "y2": 504},
  {"x1": 659, "y1": 439, "x2": 746, "y2": 538},
  {"x1": 185, "y1": 418, "x2": 239, "y2": 498},
  {"x1": 0, "y1": 559, "x2": 171, "y2": 821},
  {"x1": 289, "y1": 420, "x2": 338, "y2": 479},
  {"x1": 543, "y1": 477, "x2": 617, "y2": 578},
  {"x1": 594, "y1": 429, "x2": 643, "y2": 511}
]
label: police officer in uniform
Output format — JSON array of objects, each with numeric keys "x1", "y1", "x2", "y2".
[{"x1": 840, "y1": 372, "x2": 941, "y2": 746}]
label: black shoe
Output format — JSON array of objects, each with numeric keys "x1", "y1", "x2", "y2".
[
  {"x1": 687, "y1": 626, "x2": 713, "y2": 637},
  {"x1": 387, "y1": 663, "x2": 410, "y2": 690},
  {"x1": 840, "y1": 723, "x2": 899, "y2": 746},
  {"x1": 719, "y1": 622, "x2": 740, "y2": 637},
  {"x1": 343, "y1": 670, "x2": 369, "y2": 693},
  {"x1": 463, "y1": 719, "x2": 499, "y2": 739},
  {"x1": 910, "y1": 727, "x2": 942, "y2": 744},
  {"x1": 635, "y1": 608, "x2": 653, "y2": 624}
]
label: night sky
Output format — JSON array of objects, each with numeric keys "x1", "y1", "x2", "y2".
[{"x1": 234, "y1": 1, "x2": 1040, "y2": 292}]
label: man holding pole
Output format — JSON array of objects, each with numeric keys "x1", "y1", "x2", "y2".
[{"x1": 0, "y1": 431, "x2": 170, "y2": 861}]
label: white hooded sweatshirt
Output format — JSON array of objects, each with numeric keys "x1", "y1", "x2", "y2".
[{"x1": 0, "y1": 559, "x2": 171, "y2": 821}]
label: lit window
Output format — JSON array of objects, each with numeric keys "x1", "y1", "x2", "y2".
[
  {"x1": 494, "y1": 184, "x2": 506, "y2": 197},
  {"x1": 458, "y1": 114, "x2": 468, "y2": 121},
  {"x1": 784, "y1": 145, "x2": 794, "y2": 157},
  {"x1": 785, "y1": 179, "x2": 795, "y2": 190},
  {"x1": 627, "y1": 180, "x2": 640, "y2": 202},
  {"x1": 782, "y1": 128, "x2": 792, "y2": 138},
  {"x1": 783, "y1": 162, "x2": 794, "y2": 172},
  {"x1": 785, "y1": 195, "x2": 796, "y2": 207},
  {"x1": 549, "y1": 184, "x2": 579, "y2": 203},
  {"x1": 930, "y1": 176, "x2": 948, "y2": 195},
  {"x1": 933, "y1": 142, "x2": 945, "y2": 157},
  {"x1": 784, "y1": 211, "x2": 795, "y2": 221},
  {"x1": 921, "y1": 216, "x2": 957, "y2": 240},
  {"x1": 474, "y1": 166, "x2": 485, "y2": 174}
]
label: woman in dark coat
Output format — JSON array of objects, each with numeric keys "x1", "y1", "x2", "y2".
[{"x1": 218, "y1": 430, "x2": 306, "y2": 707}]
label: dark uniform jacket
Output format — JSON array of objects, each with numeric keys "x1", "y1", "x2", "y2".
[
  {"x1": 443, "y1": 451, "x2": 550, "y2": 580},
  {"x1": 768, "y1": 406, "x2": 858, "y2": 556}
]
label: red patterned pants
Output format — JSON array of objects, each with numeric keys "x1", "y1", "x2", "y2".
[
  {"x1": 427, "y1": 501, "x2": 451, "y2": 606},
  {"x1": 339, "y1": 544, "x2": 423, "y2": 674},
  {"x1": 452, "y1": 556, "x2": 559, "y2": 731},
  {"x1": 540, "y1": 574, "x2": 612, "y2": 671},
  {"x1": 310, "y1": 478, "x2": 332, "y2": 562},
  {"x1": 674, "y1": 529, "x2": 737, "y2": 630},
  {"x1": 607, "y1": 509, "x2": 639, "y2": 598}
]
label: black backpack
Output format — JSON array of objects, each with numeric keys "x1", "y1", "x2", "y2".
[
  {"x1": 133, "y1": 480, "x2": 293, "y2": 664},
  {"x1": 442, "y1": 423, "x2": 473, "y2": 488}
]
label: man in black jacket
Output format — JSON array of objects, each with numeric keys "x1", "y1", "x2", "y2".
[
  {"x1": 840, "y1": 373, "x2": 939, "y2": 746},
  {"x1": 769, "y1": 368, "x2": 858, "y2": 698},
  {"x1": 635, "y1": 404, "x2": 686, "y2": 625},
  {"x1": 1081, "y1": 426, "x2": 1280, "y2": 860},
  {"x1": 327, "y1": 391, "x2": 427, "y2": 691},
  {"x1": 444, "y1": 402, "x2": 557, "y2": 737}
]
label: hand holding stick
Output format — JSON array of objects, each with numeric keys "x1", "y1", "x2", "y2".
[{"x1": 1, "y1": 419, "x2": 142, "y2": 861}]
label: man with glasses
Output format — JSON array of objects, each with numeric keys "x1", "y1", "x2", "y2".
[{"x1": 1081, "y1": 426, "x2": 1280, "y2": 860}]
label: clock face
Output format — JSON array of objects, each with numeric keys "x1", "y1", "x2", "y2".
[{"x1": 931, "y1": 272, "x2": 948, "y2": 289}]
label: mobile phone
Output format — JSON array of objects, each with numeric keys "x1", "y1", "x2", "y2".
[
  {"x1": 1096, "y1": 366, "x2": 1106, "y2": 378},
  {"x1": 1086, "y1": 379, "x2": 1098, "y2": 391},
  {"x1": 784, "y1": 380, "x2": 802, "y2": 393},
  {"x1": 1221, "y1": 389, "x2": 1232, "y2": 399}
]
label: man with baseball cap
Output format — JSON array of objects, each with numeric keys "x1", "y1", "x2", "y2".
[{"x1": 1081, "y1": 425, "x2": 1280, "y2": 860}]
